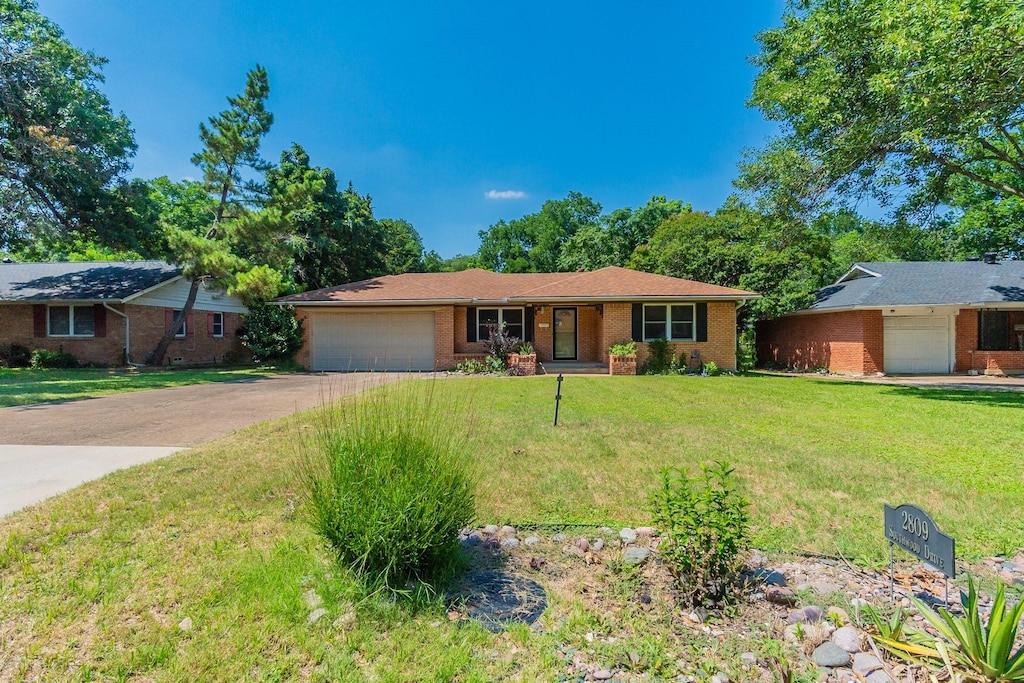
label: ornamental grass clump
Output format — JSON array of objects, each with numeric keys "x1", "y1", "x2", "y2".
[{"x1": 301, "y1": 382, "x2": 476, "y2": 592}]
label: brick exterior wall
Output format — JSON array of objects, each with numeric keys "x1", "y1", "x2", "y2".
[
  {"x1": 755, "y1": 309, "x2": 883, "y2": 375},
  {"x1": 601, "y1": 301, "x2": 738, "y2": 370},
  {"x1": 954, "y1": 307, "x2": 1024, "y2": 374},
  {"x1": 1, "y1": 302, "x2": 245, "y2": 366}
]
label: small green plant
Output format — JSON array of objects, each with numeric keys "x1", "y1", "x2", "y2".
[
  {"x1": 484, "y1": 354, "x2": 506, "y2": 373},
  {"x1": 30, "y1": 348, "x2": 78, "y2": 369},
  {"x1": 649, "y1": 462, "x2": 750, "y2": 607},
  {"x1": 517, "y1": 342, "x2": 535, "y2": 355},
  {"x1": 0, "y1": 343, "x2": 31, "y2": 368},
  {"x1": 301, "y1": 382, "x2": 476, "y2": 592},
  {"x1": 453, "y1": 358, "x2": 488, "y2": 374},
  {"x1": 608, "y1": 340, "x2": 637, "y2": 356},
  {"x1": 236, "y1": 303, "x2": 304, "y2": 363},
  {"x1": 644, "y1": 338, "x2": 670, "y2": 373},
  {"x1": 876, "y1": 575, "x2": 1024, "y2": 681},
  {"x1": 702, "y1": 361, "x2": 720, "y2": 376},
  {"x1": 857, "y1": 603, "x2": 908, "y2": 641}
]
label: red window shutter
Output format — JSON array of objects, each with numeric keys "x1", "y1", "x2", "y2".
[
  {"x1": 94, "y1": 304, "x2": 107, "y2": 338},
  {"x1": 208, "y1": 311, "x2": 215, "y2": 335},
  {"x1": 33, "y1": 305, "x2": 47, "y2": 337},
  {"x1": 165, "y1": 308, "x2": 174, "y2": 331}
]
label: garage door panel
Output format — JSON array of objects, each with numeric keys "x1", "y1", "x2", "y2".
[
  {"x1": 311, "y1": 311, "x2": 435, "y2": 371},
  {"x1": 884, "y1": 316, "x2": 950, "y2": 374}
]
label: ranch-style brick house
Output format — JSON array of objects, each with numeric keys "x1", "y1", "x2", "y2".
[
  {"x1": 756, "y1": 258, "x2": 1024, "y2": 375},
  {"x1": 0, "y1": 260, "x2": 248, "y2": 366},
  {"x1": 276, "y1": 266, "x2": 758, "y2": 372}
]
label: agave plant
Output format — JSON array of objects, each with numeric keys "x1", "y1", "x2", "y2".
[{"x1": 876, "y1": 575, "x2": 1024, "y2": 681}]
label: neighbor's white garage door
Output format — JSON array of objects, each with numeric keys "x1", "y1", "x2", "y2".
[
  {"x1": 883, "y1": 316, "x2": 950, "y2": 373},
  {"x1": 311, "y1": 311, "x2": 435, "y2": 371}
]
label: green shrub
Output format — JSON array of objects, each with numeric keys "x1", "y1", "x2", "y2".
[
  {"x1": 0, "y1": 343, "x2": 31, "y2": 368},
  {"x1": 30, "y1": 348, "x2": 78, "y2": 369},
  {"x1": 517, "y1": 341, "x2": 535, "y2": 355},
  {"x1": 608, "y1": 340, "x2": 637, "y2": 356},
  {"x1": 650, "y1": 462, "x2": 750, "y2": 607},
  {"x1": 737, "y1": 328, "x2": 756, "y2": 371},
  {"x1": 453, "y1": 358, "x2": 488, "y2": 374},
  {"x1": 702, "y1": 361, "x2": 720, "y2": 376},
  {"x1": 643, "y1": 338, "x2": 670, "y2": 374},
  {"x1": 301, "y1": 382, "x2": 476, "y2": 592},
  {"x1": 483, "y1": 322, "x2": 520, "y2": 368},
  {"x1": 236, "y1": 303, "x2": 304, "y2": 363}
]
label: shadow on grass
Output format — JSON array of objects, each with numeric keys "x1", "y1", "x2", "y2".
[{"x1": 805, "y1": 378, "x2": 1024, "y2": 407}]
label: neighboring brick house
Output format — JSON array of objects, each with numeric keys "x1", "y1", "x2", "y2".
[
  {"x1": 0, "y1": 260, "x2": 248, "y2": 366},
  {"x1": 756, "y1": 258, "x2": 1024, "y2": 375},
  {"x1": 275, "y1": 266, "x2": 758, "y2": 372}
]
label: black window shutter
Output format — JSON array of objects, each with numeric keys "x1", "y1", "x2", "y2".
[
  {"x1": 524, "y1": 307, "x2": 534, "y2": 342},
  {"x1": 631, "y1": 304, "x2": 643, "y2": 341},
  {"x1": 696, "y1": 302, "x2": 708, "y2": 342},
  {"x1": 466, "y1": 307, "x2": 477, "y2": 342}
]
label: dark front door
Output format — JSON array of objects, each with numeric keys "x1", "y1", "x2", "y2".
[{"x1": 553, "y1": 307, "x2": 577, "y2": 360}]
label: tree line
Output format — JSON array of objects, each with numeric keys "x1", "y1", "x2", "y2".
[{"x1": 4, "y1": 0, "x2": 1023, "y2": 359}]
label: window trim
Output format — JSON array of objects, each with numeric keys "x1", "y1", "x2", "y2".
[
  {"x1": 211, "y1": 311, "x2": 224, "y2": 338},
  {"x1": 172, "y1": 309, "x2": 188, "y2": 338},
  {"x1": 476, "y1": 306, "x2": 525, "y2": 341},
  {"x1": 642, "y1": 303, "x2": 696, "y2": 342},
  {"x1": 47, "y1": 304, "x2": 95, "y2": 338}
]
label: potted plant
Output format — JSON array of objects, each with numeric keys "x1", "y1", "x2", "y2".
[
  {"x1": 508, "y1": 342, "x2": 537, "y2": 376},
  {"x1": 608, "y1": 340, "x2": 637, "y2": 376}
]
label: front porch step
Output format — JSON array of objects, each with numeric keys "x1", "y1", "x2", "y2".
[{"x1": 537, "y1": 361, "x2": 608, "y2": 375}]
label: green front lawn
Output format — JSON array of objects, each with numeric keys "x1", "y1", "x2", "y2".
[
  {"x1": 0, "y1": 366, "x2": 279, "y2": 408},
  {"x1": 1, "y1": 374, "x2": 1020, "y2": 680}
]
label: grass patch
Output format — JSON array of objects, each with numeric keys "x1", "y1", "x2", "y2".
[
  {"x1": 0, "y1": 366, "x2": 280, "y2": 408},
  {"x1": 0, "y1": 374, "x2": 1021, "y2": 679}
]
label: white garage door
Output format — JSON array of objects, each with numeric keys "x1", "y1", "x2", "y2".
[
  {"x1": 311, "y1": 311, "x2": 436, "y2": 371},
  {"x1": 884, "y1": 316, "x2": 950, "y2": 374}
]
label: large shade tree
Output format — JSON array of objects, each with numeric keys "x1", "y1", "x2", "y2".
[
  {"x1": 0, "y1": 0, "x2": 136, "y2": 250},
  {"x1": 748, "y1": 0, "x2": 1024, "y2": 253}
]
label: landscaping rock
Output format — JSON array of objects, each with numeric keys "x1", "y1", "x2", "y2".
[
  {"x1": 711, "y1": 672, "x2": 729, "y2": 683},
  {"x1": 740, "y1": 652, "x2": 758, "y2": 667},
  {"x1": 500, "y1": 537, "x2": 520, "y2": 550},
  {"x1": 852, "y1": 653, "x2": 883, "y2": 676},
  {"x1": 787, "y1": 605, "x2": 824, "y2": 624},
  {"x1": 811, "y1": 642, "x2": 851, "y2": 668},
  {"x1": 622, "y1": 547, "x2": 650, "y2": 566},
  {"x1": 831, "y1": 626, "x2": 861, "y2": 653},
  {"x1": 765, "y1": 586, "x2": 797, "y2": 606},
  {"x1": 574, "y1": 537, "x2": 590, "y2": 552},
  {"x1": 753, "y1": 568, "x2": 787, "y2": 586},
  {"x1": 307, "y1": 608, "x2": 327, "y2": 625},
  {"x1": 619, "y1": 527, "x2": 637, "y2": 544},
  {"x1": 552, "y1": 533, "x2": 567, "y2": 543},
  {"x1": 866, "y1": 670, "x2": 894, "y2": 683},
  {"x1": 482, "y1": 524, "x2": 499, "y2": 535},
  {"x1": 593, "y1": 669, "x2": 613, "y2": 680},
  {"x1": 178, "y1": 617, "x2": 193, "y2": 632},
  {"x1": 635, "y1": 526, "x2": 655, "y2": 537},
  {"x1": 524, "y1": 535, "x2": 541, "y2": 546},
  {"x1": 826, "y1": 606, "x2": 850, "y2": 625},
  {"x1": 499, "y1": 525, "x2": 517, "y2": 537},
  {"x1": 592, "y1": 538, "x2": 605, "y2": 551},
  {"x1": 302, "y1": 590, "x2": 323, "y2": 609},
  {"x1": 598, "y1": 526, "x2": 613, "y2": 535}
]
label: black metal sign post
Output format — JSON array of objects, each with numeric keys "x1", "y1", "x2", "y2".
[
  {"x1": 884, "y1": 503, "x2": 956, "y2": 604},
  {"x1": 553, "y1": 374, "x2": 564, "y2": 426}
]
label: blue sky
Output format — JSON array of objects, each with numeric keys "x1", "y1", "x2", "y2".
[{"x1": 39, "y1": 1, "x2": 786, "y2": 257}]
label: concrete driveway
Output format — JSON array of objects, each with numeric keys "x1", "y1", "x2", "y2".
[{"x1": 0, "y1": 372, "x2": 410, "y2": 516}]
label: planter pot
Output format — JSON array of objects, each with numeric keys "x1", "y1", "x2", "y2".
[
  {"x1": 609, "y1": 354, "x2": 637, "y2": 376},
  {"x1": 508, "y1": 353, "x2": 537, "y2": 376}
]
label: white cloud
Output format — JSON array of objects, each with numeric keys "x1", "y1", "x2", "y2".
[{"x1": 485, "y1": 189, "x2": 526, "y2": 200}]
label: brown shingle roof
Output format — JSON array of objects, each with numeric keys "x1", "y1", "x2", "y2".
[{"x1": 276, "y1": 266, "x2": 757, "y2": 304}]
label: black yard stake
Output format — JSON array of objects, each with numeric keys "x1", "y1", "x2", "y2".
[{"x1": 553, "y1": 374, "x2": 564, "y2": 426}]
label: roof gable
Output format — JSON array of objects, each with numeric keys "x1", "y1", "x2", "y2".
[{"x1": 0, "y1": 261, "x2": 181, "y2": 302}]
